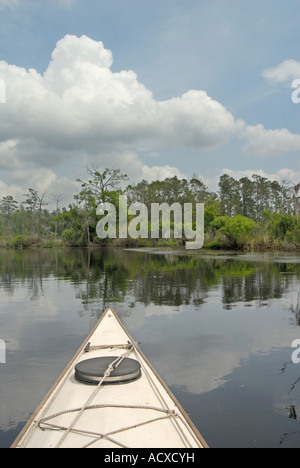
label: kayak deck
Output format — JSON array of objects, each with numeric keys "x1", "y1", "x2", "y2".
[{"x1": 12, "y1": 309, "x2": 208, "y2": 449}]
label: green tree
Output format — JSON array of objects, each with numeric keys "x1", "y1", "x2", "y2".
[
  {"x1": 239, "y1": 177, "x2": 256, "y2": 219},
  {"x1": 75, "y1": 167, "x2": 129, "y2": 245},
  {"x1": 22, "y1": 189, "x2": 48, "y2": 242},
  {"x1": 219, "y1": 215, "x2": 258, "y2": 248},
  {"x1": 219, "y1": 174, "x2": 241, "y2": 217},
  {"x1": 190, "y1": 176, "x2": 217, "y2": 204},
  {"x1": 252, "y1": 175, "x2": 271, "y2": 221},
  {"x1": 0, "y1": 195, "x2": 18, "y2": 236},
  {"x1": 77, "y1": 166, "x2": 129, "y2": 204},
  {"x1": 51, "y1": 194, "x2": 64, "y2": 240}
]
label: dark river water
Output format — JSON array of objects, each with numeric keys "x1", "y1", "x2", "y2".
[{"x1": 1, "y1": 247, "x2": 300, "y2": 448}]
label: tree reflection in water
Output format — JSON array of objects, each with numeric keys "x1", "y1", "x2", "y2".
[{"x1": 1, "y1": 247, "x2": 300, "y2": 447}]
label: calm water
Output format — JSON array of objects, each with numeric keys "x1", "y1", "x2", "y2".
[{"x1": 1, "y1": 247, "x2": 300, "y2": 448}]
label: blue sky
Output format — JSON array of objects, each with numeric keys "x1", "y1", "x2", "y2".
[{"x1": 0, "y1": 0, "x2": 299, "y2": 205}]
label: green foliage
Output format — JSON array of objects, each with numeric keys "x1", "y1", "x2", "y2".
[
  {"x1": 204, "y1": 205, "x2": 216, "y2": 231},
  {"x1": 211, "y1": 216, "x2": 229, "y2": 232},
  {"x1": 7, "y1": 235, "x2": 38, "y2": 249},
  {"x1": 205, "y1": 235, "x2": 228, "y2": 250},
  {"x1": 0, "y1": 168, "x2": 299, "y2": 251},
  {"x1": 61, "y1": 228, "x2": 85, "y2": 246},
  {"x1": 220, "y1": 216, "x2": 258, "y2": 248},
  {"x1": 262, "y1": 211, "x2": 300, "y2": 246},
  {"x1": 209, "y1": 215, "x2": 258, "y2": 248}
]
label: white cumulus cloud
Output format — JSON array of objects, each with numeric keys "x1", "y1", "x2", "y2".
[
  {"x1": 0, "y1": 0, "x2": 19, "y2": 10},
  {"x1": 0, "y1": 0, "x2": 76, "y2": 10},
  {"x1": 242, "y1": 124, "x2": 300, "y2": 158},
  {"x1": 222, "y1": 167, "x2": 300, "y2": 185},
  {"x1": 0, "y1": 34, "x2": 241, "y2": 201},
  {"x1": 263, "y1": 59, "x2": 300, "y2": 86},
  {"x1": 0, "y1": 35, "x2": 239, "y2": 156},
  {"x1": 0, "y1": 35, "x2": 299, "y2": 203}
]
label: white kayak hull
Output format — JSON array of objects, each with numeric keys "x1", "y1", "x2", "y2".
[{"x1": 12, "y1": 309, "x2": 208, "y2": 449}]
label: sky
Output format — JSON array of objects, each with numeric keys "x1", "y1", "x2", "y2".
[{"x1": 0, "y1": 0, "x2": 299, "y2": 207}]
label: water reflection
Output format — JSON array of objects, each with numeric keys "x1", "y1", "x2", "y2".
[
  {"x1": 3, "y1": 248, "x2": 299, "y2": 308},
  {"x1": 1, "y1": 248, "x2": 300, "y2": 447},
  {"x1": 290, "y1": 291, "x2": 300, "y2": 326}
]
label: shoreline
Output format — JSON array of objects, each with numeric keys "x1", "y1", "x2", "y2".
[{"x1": 1, "y1": 238, "x2": 299, "y2": 254}]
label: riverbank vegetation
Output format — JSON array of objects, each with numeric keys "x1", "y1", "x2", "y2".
[{"x1": 0, "y1": 168, "x2": 299, "y2": 251}]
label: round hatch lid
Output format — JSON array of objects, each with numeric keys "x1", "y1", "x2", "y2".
[{"x1": 75, "y1": 356, "x2": 142, "y2": 385}]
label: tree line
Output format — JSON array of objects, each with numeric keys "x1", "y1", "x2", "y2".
[{"x1": 0, "y1": 168, "x2": 299, "y2": 250}]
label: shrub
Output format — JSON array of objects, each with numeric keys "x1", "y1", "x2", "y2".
[
  {"x1": 205, "y1": 236, "x2": 228, "y2": 250},
  {"x1": 204, "y1": 205, "x2": 217, "y2": 231},
  {"x1": 7, "y1": 235, "x2": 37, "y2": 249},
  {"x1": 211, "y1": 216, "x2": 229, "y2": 232},
  {"x1": 263, "y1": 212, "x2": 300, "y2": 244},
  {"x1": 211, "y1": 215, "x2": 258, "y2": 249}
]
